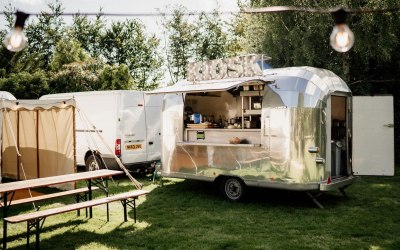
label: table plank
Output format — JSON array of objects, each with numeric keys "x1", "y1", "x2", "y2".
[{"x1": 0, "y1": 170, "x2": 123, "y2": 194}]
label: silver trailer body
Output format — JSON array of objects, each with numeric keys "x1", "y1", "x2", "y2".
[{"x1": 152, "y1": 60, "x2": 394, "y2": 196}]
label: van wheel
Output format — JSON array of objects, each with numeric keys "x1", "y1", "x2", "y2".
[
  {"x1": 220, "y1": 177, "x2": 246, "y2": 201},
  {"x1": 85, "y1": 155, "x2": 104, "y2": 171}
]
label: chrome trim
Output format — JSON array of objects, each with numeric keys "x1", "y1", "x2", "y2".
[
  {"x1": 319, "y1": 176, "x2": 356, "y2": 191},
  {"x1": 308, "y1": 147, "x2": 319, "y2": 153}
]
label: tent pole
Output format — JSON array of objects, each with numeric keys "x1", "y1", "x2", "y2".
[
  {"x1": 17, "y1": 110, "x2": 20, "y2": 180},
  {"x1": 36, "y1": 110, "x2": 40, "y2": 178},
  {"x1": 0, "y1": 111, "x2": 3, "y2": 180},
  {"x1": 73, "y1": 107, "x2": 77, "y2": 189}
]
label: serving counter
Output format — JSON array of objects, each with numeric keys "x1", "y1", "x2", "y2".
[{"x1": 184, "y1": 128, "x2": 261, "y2": 145}]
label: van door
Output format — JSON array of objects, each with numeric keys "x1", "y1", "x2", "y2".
[
  {"x1": 144, "y1": 94, "x2": 162, "y2": 162},
  {"x1": 352, "y1": 96, "x2": 394, "y2": 176},
  {"x1": 120, "y1": 92, "x2": 147, "y2": 164}
]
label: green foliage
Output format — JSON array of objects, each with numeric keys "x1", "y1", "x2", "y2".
[
  {"x1": 99, "y1": 19, "x2": 162, "y2": 90},
  {"x1": 0, "y1": 1, "x2": 163, "y2": 94},
  {"x1": 98, "y1": 64, "x2": 134, "y2": 90},
  {"x1": 48, "y1": 59, "x2": 103, "y2": 93},
  {"x1": 24, "y1": 1, "x2": 66, "y2": 70},
  {"x1": 163, "y1": 6, "x2": 231, "y2": 83},
  {"x1": 50, "y1": 38, "x2": 88, "y2": 71},
  {"x1": 70, "y1": 14, "x2": 106, "y2": 58},
  {"x1": 163, "y1": 6, "x2": 196, "y2": 83},
  {"x1": 193, "y1": 11, "x2": 228, "y2": 61},
  {"x1": 0, "y1": 70, "x2": 49, "y2": 99}
]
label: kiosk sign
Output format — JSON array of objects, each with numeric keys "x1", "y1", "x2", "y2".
[{"x1": 186, "y1": 54, "x2": 270, "y2": 82}]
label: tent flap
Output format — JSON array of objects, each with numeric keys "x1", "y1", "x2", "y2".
[{"x1": 1, "y1": 99, "x2": 76, "y2": 189}]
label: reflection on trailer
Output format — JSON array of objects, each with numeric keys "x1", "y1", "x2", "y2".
[{"x1": 151, "y1": 55, "x2": 394, "y2": 205}]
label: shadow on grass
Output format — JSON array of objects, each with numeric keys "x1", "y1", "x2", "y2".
[
  {"x1": 5, "y1": 219, "x2": 86, "y2": 246},
  {"x1": 4, "y1": 170, "x2": 400, "y2": 249}
]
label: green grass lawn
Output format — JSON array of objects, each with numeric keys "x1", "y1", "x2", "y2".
[{"x1": 1, "y1": 166, "x2": 400, "y2": 250}]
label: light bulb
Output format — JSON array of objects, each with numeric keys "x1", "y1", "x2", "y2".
[
  {"x1": 330, "y1": 24, "x2": 354, "y2": 53},
  {"x1": 3, "y1": 27, "x2": 28, "y2": 52}
]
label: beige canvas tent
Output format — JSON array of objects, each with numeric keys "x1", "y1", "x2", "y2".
[{"x1": 0, "y1": 99, "x2": 76, "y2": 189}]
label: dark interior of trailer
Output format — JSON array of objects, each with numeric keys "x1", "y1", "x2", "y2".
[{"x1": 331, "y1": 95, "x2": 349, "y2": 177}]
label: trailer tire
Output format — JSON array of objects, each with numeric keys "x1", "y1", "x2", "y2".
[
  {"x1": 85, "y1": 154, "x2": 104, "y2": 171},
  {"x1": 220, "y1": 177, "x2": 246, "y2": 201}
]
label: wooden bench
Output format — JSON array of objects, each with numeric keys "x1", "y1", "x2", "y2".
[
  {"x1": 0, "y1": 187, "x2": 99, "y2": 207},
  {"x1": 0, "y1": 187, "x2": 100, "y2": 218},
  {"x1": 3, "y1": 190, "x2": 149, "y2": 249}
]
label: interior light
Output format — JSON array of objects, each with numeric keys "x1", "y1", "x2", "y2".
[
  {"x1": 330, "y1": 8, "x2": 354, "y2": 53},
  {"x1": 3, "y1": 11, "x2": 29, "y2": 52}
]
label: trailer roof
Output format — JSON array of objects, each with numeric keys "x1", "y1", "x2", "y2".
[
  {"x1": 149, "y1": 76, "x2": 269, "y2": 94},
  {"x1": 150, "y1": 66, "x2": 350, "y2": 98}
]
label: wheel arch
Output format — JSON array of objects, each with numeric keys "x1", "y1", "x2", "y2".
[
  {"x1": 214, "y1": 175, "x2": 245, "y2": 185},
  {"x1": 84, "y1": 150, "x2": 101, "y2": 162}
]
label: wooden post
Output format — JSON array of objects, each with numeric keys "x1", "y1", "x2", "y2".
[
  {"x1": 36, "y1": 110, "x2": 40, "y2": 178},
  {"x1": 73, "y1": 106, "x2": 77, "y2": 190},
  {"x1": 17, "y1": 110, "x2": 20, "y2": 180}
]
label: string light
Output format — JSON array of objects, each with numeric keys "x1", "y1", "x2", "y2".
[
  {"x1": 330, "y1": 8, "x2": 354, "y2": 52},
  {"x1": 3, "y1": 11, "x2": 29, "y2": 52}
]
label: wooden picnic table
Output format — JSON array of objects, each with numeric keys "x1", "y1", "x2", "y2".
[{"x1": 0, "y1": 169, "x2": 123, "y2": 249}]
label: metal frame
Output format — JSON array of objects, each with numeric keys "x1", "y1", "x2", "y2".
[
  {"x1": 3, "y1": 195, "x2": 140, "y2": 249},
  {"x1": 86, "y1": 178, "x2": 109, "y2": 220}
]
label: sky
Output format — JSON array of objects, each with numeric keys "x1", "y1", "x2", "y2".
[{"x1": 1, "y1": 0, "x2": 240, "y2": 34}]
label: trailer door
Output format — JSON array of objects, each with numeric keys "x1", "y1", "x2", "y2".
[{"x1": 352, "y1": 96, "x2": 394, "y2": 176}]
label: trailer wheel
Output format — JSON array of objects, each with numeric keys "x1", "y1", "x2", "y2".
[
  {"x1": 220, "y1": 177, "x2": 246, "y2": 201},
  {"x1": 85, "y1": 154, "x2": 104, "y2": 171}
]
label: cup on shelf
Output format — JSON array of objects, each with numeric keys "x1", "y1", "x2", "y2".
[{"x1": 245, "y1": 120, "x2": 251, "y2": 129}]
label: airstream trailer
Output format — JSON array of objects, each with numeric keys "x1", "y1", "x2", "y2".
[{"x1": 151, "y1": 55, "x2": 394, "y2": 205}]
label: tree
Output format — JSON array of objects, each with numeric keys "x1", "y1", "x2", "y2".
[
  {"x1": 48, "y1": 59, "x2": 103, "y2": 93},
  {"x1": 98, "y1": 64, "x2": 134, "y2": 90},
  {"x1": 99, "y1": 19, "x2": 163, "y2": 90},
  {"x1": 50, "y1": 38, "x2": 88, "y2": 71},
  {"x1": 0, "y1": 70, "x2": 49, "y2": 99},
  {"x1": 163, "y1": 6, "x2": 196, "y2": 83},
  {"x1": 193, "y1": 11, "x2": 228, "y2": 61},
  {"x1": 70, "y1": 14, "x2": 106, "y2": 58},
  {"x1": 24, "y1": 0, "x2": 66, "y2": 70},
  {"x1": 163, "y1": 6, "x2": 231, "y2": 83}
]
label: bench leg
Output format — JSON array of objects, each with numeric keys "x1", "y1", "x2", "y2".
[
  {"x1": 27, "y1": 222, "x2": 30, "y2": 247},
  {"x1": 88, "y1": 181, "x2": 93, "y2": 219},
  {"x1": 107, "y1": 203, "x2": 109, "y2": 222},
  {"x1": 122, "y1": 200, "x2": 127, "y2": 222},
  {"x1": 76, "y1": 194, "x2": 80, "y2": 217},
  {"x1": 75, "y1": 193, "x2": 89, "y2": 217},
  {"x1": 36, "y1": 219, "x2": 40, "y2": 250},
  {"x1": 123, "y1": 198, "x2": 137, "y2": 223},
  {"x1": 3, "y1": 220, "x2": 7, "y2": 250},
  {"x1": 134, "y1": 199, "x2": 136, "y2": 223},
  {"x1": 26, "y1": 218, "x2": 44, "y2": 249}
]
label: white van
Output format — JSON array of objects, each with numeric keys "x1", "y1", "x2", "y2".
[{"x1": 40, "y1": 90, "x2": 162, "y2": 172}]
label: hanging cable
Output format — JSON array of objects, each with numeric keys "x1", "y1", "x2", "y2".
[{"x1": 77, "y1": 104, "x2": 143, "y2": 190}]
